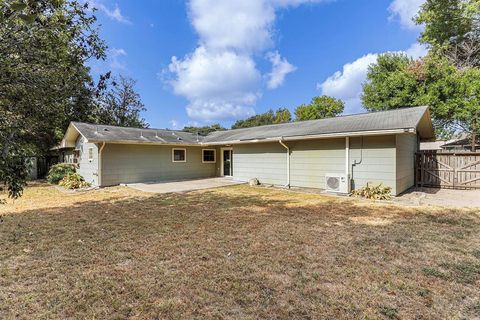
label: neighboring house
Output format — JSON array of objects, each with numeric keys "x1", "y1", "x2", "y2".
[
  {"x1": 420, "y1": 140, "x2": 448, "y2": 151},
  {"x1": 59, "y1": 106, "x2": 434, "y2": 195},
  {"x1": 440, "y1": 136, "x2": 480, "y2": 152}
]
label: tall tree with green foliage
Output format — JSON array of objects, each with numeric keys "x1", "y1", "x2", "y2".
[
  {"x1": 0, "y1": 0, "x2": 106, "y2": 200},
  {"x1": 362, "y1": 53, "x2": 480, "y2": 147},
  {"x1": 232, "y1": 108, "x2": 292, "y2": 129},
  {"x1": 416, "y1": 0, "x2": 480, "y2": 68},
  {"x1": 294, "y1": 96, "x2": 345, "y2": 121},
  {"x1": 182, "y1": 123, "x2": 226, "y2": 135},
  {"x1": 96, "y1": 76, "x2": 149, "y2": 128}
]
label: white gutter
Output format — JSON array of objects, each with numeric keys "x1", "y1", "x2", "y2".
[
  {"x1": 98, "y1": 142, "x2": 106, "y2": 187},
  {"x1": 278, "y1": 139, "x2": 290, "y2": 188}
]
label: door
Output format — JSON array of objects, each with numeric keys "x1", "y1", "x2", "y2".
[{"x1": 223, "y1": 149, "x2": 233, "y2": 176}]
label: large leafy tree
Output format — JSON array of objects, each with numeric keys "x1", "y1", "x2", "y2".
[
  {"x1": 182, "y1": 124, "x2": 226, "y2": 135},
  {"x1": 294, "y1": 96, "x2": 344, "y2": 121},
  {"x1": 0, "y1": 0, "x2": 106, "y2": 200},
  {"x1": 96, "y1": 76, "x2": 149, "y2": 128},
  {"x1": 232, "y1": 108, "x2": 292, "y2": 129},
  {"x1": 416, "y1": 0, "x2": 480, "y2": 68},
  {"x1": 362, "y1": 53, "x2": 480, "y2": 147}
]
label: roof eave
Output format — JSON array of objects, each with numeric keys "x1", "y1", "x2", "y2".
[{"x1": 203, "y1": 128, "x2": 416, "y2": 145}]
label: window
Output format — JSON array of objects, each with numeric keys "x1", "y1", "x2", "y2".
[
  {"x1": 202, "y1": 149, "x2": 216, "y2": 163},
  {"x1": 88, "y1": 147, "x2": 93, "y2": 162},
  {"x1": 172, "y1": 148, "x2": 186, "y2": 162}
]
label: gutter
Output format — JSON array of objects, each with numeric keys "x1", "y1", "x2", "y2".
[{"x1": 278, "y1": 139, "x2": 290, "y2": 189}]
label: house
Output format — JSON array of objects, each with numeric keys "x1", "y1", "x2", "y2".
[
  {"x1": 440, "y1": 136, "x2": 480, "y2": 152},
  {"x1": 59, "y1": 106, "x2": 434, "y2": 195}
]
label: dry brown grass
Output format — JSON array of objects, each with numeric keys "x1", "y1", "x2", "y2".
[{"x1": 1, "y1": 182, "x2": 479, "y2": 319}]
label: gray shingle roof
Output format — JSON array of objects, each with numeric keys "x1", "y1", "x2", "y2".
[
  {"x1": 204, "y1": 106, "x2": 430, "y2": 143},
  {"x1": 72, "y1": 122, "x2": 202, "y2": 145},
  {"x1": 71, "y1": 106, "x2": 431, "y2": 145}
]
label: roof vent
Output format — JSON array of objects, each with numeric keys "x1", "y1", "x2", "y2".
[
  {"x1": 103, "y1": 128, "x2": 109, "y2": 132},
  {"x1": 177, "y1": 137, "x2": 182, "y2": 141}
]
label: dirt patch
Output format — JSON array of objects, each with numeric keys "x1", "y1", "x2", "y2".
[{"x1": 0, "y1": 183, "x2": 479, "y2": 319}]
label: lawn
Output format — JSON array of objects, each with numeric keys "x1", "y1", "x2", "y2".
[{"x1": 1, "y1": 183, "x2": 479, "y2": 319}]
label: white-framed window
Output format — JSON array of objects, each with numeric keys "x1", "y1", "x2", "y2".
[
  {"x1": 202, "y1": 149, "x2": 216, "y2": 163},
  {"x1": 88, "y1": 147, "x2": 93, "y2": 162},
  {"x1": 172, "y1": 148, "x2": 186, "y2": 162}
]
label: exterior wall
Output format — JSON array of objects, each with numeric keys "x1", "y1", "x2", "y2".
[
  {"x1": 233, "y1": 142, "x2": 287, "y2": 186},
  {"x1": 289, "y1": 138, "x2": 346, "y2": 188},
  {"x1": 100, "y1": 144, "x2": 216, "y2": 186},
  {"x1": 349, "y1": 135, "x2": 397, "y2": 194},
  {"x1": 395, "y1": 133, "x2": 418, "y2": 194},
  {"x1": 75, "y1": 136, "x2": 99, "y2": 186}
]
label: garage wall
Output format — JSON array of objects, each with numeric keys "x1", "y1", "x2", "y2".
[
  {"x1": 289, "y1": 138, "x2": 346, "y2": 189},
  {"x1": 395, "y1": 133, "x2": 418, "y2": 194},
  {"x1": 233, "y1": 142, "x2": 287, "y2": 185},
  {"x1": 349, "y1": 135, "x2": 397, "y2": 194},
  {"x1": 76, "y1": 136, "x2": 99, "y2": 186},
  {"x1": 100, "y1": 144, "x2": 216, "y2": 186}
]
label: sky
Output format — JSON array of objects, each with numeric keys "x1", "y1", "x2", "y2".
[{"x1": 87, "y1": 0, "x2": 427, "y2": 129}]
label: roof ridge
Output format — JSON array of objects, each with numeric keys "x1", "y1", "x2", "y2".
[
  {"x1": 208, "y1": 106, "x2": 429, "y2": 135},
  {"x1": 72, "y1": 121, "x2": 191, "y2": 134}
]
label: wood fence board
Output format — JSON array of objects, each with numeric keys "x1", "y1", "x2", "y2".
[{"x1": 416, "y1": 151, "x2": 480, "y2": 189}]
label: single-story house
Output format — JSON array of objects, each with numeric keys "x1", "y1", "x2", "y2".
[{"x1": 59, "y1": 106, "x2": 434, "y2": 195}]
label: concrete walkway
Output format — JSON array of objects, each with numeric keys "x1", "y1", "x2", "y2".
[
  {"x1": 395, "y1": 187, "x2": 480, "y2": 208},
  {"x1": 127, "y1": 177, "x2": 244, "y2": 194}
]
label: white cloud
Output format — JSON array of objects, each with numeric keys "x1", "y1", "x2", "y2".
[
  {"x1": 318, "y1": 42, "x2": 428, "y2": 114},
  {"x1": 109, "y1": 48, "x2": 127, "y2": 70},
  {"x1": 168, "y1": 46, "x2": 259, "y2": 121},
  {"x1": 388, "y1": 0, "x2": 425, "y2": 29},
  {"x1": 86, "y1": 1, "x2": 131, "y2": 24},
  {"x1": 169, "y1": 120, "x2": 182, "y2": 130},
  {"x1": 167, "y1": 0, "x2": 327, "y2": 121},
  {"x1": 266, "y1": 51, "x2": 297, "y2": 89}
]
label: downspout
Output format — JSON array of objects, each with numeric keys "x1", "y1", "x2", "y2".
[
  {"x1": 98, "y1": 142, "x2": 106, "y2": 187},
  {"x1": 345, "y1": 137, "x2": 350, "y2": 192},
  {"x1": 279, "y1": 138, "x2": 290, "y2": 188}
]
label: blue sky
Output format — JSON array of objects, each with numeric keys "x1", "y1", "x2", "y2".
[{"x1": 87, "y1": 0, "x2": 426, "y2": 129}]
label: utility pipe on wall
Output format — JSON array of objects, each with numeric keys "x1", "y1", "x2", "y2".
[
  {"x1": 279, "y1": 139, "x2": 290, "y2": 188},
  {"x1": 345, "y1": 136, "x2": 350, "y2": 192}
]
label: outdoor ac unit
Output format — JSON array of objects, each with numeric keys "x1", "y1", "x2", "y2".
[{"x1": 325, "y1": 173, "x2": 350, "y2": 194}]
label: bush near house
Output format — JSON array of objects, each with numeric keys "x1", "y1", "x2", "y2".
[
  {"x1": 353, "y1": 183, "x2": 392, "y2": 200},
  {"x1": 58, "y1": 173, "x2": 90, "y2": 189},
  {"x1": 46, "y1": 163, "x2": 76, "y2": 184}
]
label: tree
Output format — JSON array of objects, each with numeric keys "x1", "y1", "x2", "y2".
[
  {"x1": 97, "y1": 76, "x2": 149, "y2": 128},
  {"x1": 416, "y1": 0, "x2": 480, "y2": 68},
  {"x1": 232, "y1": 108, "x2": 291, "y2": 129},
  {"x1": 362, "y1": 54, "x2": 421, "y2": 111},
  {"x1": 362, "y1": 53, "x2": 480, "y2": 148},
  {"x1": 0, "y1": 0, "x2": 106, "y2": 200},
  {"x1": 182, "y1": 124, "x2": 226, "y2": 135},
  {"x1": 273, "y1": 108, "x2": 292, "y2": 124},
  {"x1": 294, "y1": 96, "x2": 344, "y2": 121}
]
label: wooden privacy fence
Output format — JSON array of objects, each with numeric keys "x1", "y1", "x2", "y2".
[{"x1": 416, "y1": 151, "x2": 480, "y2": 189}]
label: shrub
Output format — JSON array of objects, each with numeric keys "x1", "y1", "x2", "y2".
[
  {"x1": 59, "y1": 173, "x2": 90, "y2": 189},
  {"x1": 47, "y1": 163, "x2": 76, "y2": 184},
  {"x1": 352, "y1": 183, "x2": 392, "y2": 200}
]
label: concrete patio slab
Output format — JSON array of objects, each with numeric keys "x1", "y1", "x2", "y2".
[{"x1": 126, "y1": 177, "x2": 244, "y2": 194}]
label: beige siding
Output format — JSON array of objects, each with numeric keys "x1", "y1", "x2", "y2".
[
  {"x1": 100, "y1": 144, "x2": 216, "y2": 186},
  {"x1": 289, "y1": 138, "x2": 346, "y2": 188},
  {"x1": 395, "y1": 133, "x2": 418, "y2": 194},
  {"x1": 233, "y1": 143, "x2": 287, "y2": 185},
  {"x1": 349, "y1": 135, "x2": 397, "y2": 194},
  {"x1": 76, "y1": 136, "x2": 99, "y2": 185}
]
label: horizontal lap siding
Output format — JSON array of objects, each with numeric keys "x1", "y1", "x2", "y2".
[
  {"x1": 233, "y1": 143, "x2": 287, "y2": 185},
  {"x1": 76, "y1": 137, "x2": 99, "y2": 186},
  {"x1": 396, "y1": 133, "x2": 418, "y2": 194},
  {"x1": 289, "y1": 139, "x2": 346, "y2": 189},
  {"x1": 101, "y1": 144, "x2": 216, "y2": 186},
  {"x1": 350, "y1": 135, "x2": 397, "y2": 194}
]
